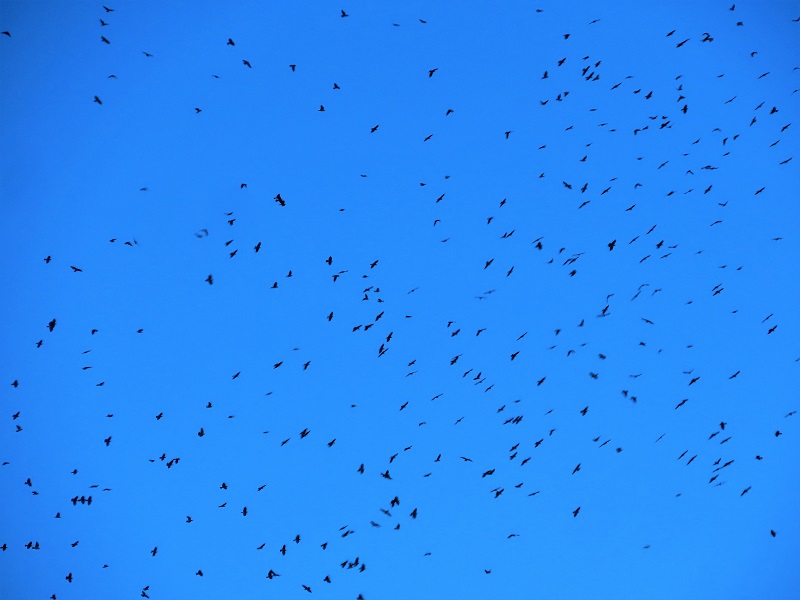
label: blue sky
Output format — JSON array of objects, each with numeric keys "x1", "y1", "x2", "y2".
[{"x1": 1, "y1": 1, "x2": 799, "y2": 599}]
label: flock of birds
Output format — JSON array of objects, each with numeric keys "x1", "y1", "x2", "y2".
[{"x1": 2, "y1": 3, "x2": 798, "y2": 599}]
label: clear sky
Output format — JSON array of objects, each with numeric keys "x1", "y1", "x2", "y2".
[{"x1": 1, "y1": 2, "x2": 799, "y2": 599}]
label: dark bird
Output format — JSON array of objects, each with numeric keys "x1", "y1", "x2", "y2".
[
  {"x1": 274, "y1": 193, "x2": 285, "y2": 206},
  {"x1": 243, "y1": 59, "x2": 252, "y2": 68},
  {"x1": 573, "y1": 506, "x2": 581, "y2": 517}
]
